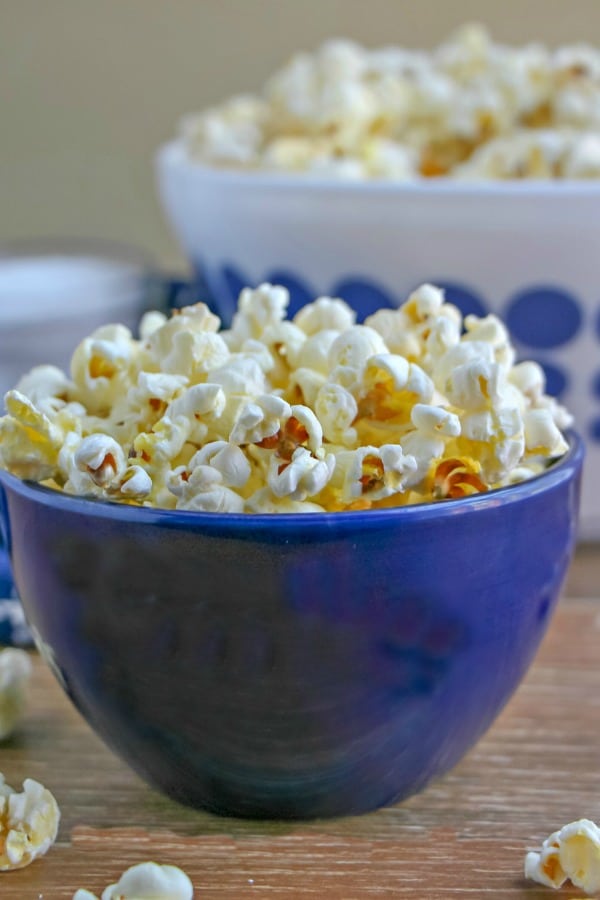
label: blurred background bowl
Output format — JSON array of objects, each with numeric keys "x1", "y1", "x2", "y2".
[
  {"x1": 0, "y1": 433, "x2": 583, "y2": 818},
  {"x1": 0, "y1": 238, "x2": 161, "y2": 403},
  {"x1": 157, "y1": 142, "x2": 600, "y2": 538}
]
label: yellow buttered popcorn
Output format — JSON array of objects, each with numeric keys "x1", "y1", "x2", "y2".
[
  {"x1": 0, "y1": 773, "x2": 60, "y2": 870},
  {"x1": 0, "y1": 282, "x2": 572, "y2": 513}
]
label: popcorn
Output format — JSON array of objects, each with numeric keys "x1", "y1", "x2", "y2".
[
  {"x1": 15, "y1": 365, "x2": 73, "y2": 417},
  {"x1": 445, "y1": 358, "x2": 504, "y2": 410},
  {"x1": 0, "y1": 390, "x2": 64, "y2": 481},
  {"x1": 73, "y1": 860, "x2": 194, "y2": 900},
  {"x1": 73, "y1": 434, "x2": 127, "y2": 487},
  {"x1": 114, "y1": 465, "x2": 153, "y2": 500},
  {"x1": 327, "y1": 325, "x2": 388, "y2": 372},
  {"x1": 183, "y1": 94, "x2": 268, "y2": 167},
  {"x1": 525, "y1": 818, "x2": 600, "y2": 894},
  {"x1": 178, "y1": 27, "x2": 600, "y2": 180},
  {"x1": 171, "y1": 467, "x2": 244, "y2": 513},
  {"x1": 291, "y1": 329, "x2": 340, "y2": 375},
  {"x1": 139, "y1": 310, "x2": 168, "y2": 340},
  {"x1": 0, "y1": 649, "x2": 32, "y2": 740},
  {"x1": 142, "y1": 303, "x2": 222, "y2": 377},
  {"x1": 189, "y1": 441, "x2": 252, "y2": 489},
  {"x1": 0, "y1": 282, "x2": 572, "y2": 513},
  {"x1": 524, "y1": 408, "x2": 570, "y2": 457},
  {"x1": 288, "y1": 365, "x2": 326, "y2": 408},
  {"x1": 315, "y1": 382, "x2": 358, "y2": 446},
  {"x1": 226, "y1": 283, "x2": 290, "y2": 348},
  {"x1": 0, "y1": 774, "x2": 60, "y2": 870},
  {"x1": 410, "y1": 403, "x2": 461, "y2": 438},
  {"x1": 294, "y1": 296, "x2": 356, "y2": 337},
  {"x1": 267, "y1": 446, "x2": 335, "y2": 500},
  {"x1": 245, "y1": 488, "x2": 325, "y2": 513},
  {"x1": 230, "y1": 394, "x2": 291, "y2": 445},
  {"x1": 71, "y1": 324, "x2": 135, "y2": 414},
  {"x1": 325, "y1": 444, "x2": 418, "y2": 507}
]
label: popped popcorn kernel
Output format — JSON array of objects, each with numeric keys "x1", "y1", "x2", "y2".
[
  {"x1": 73, "y1": 860, "x2": 194, "y2": 900},
  {"x1": 74, "y1": 434, "x2": 127, "y2": 487},
  {"x1": 0, "y1": 649, "x2": 32, "y2": 741},
  {"x1": 0, "y1": 282, "x2": 571, "y2": 513},
  {"x1": 0, "y1": 773, "x2": 60, "y2": 870},
  {"x1": 294, "y1": 296, "x2": 356, "y2": 335},
  {"x1": 525, "y1": 819, "x2": 600, "y2": 894},
  {"x1": 430, "y1": 456, "x2": 488, "y2": 499},
  {"x1": 268, "y1": 445, "x2": 335, "y2": 500}
]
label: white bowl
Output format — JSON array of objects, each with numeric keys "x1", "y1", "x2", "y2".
[
  {"x1": 0, "y1": 239, "x2": 157, "y2": 402},
  {"x1": 157, "y1": 141, "x2": 600, "y2": 539}
]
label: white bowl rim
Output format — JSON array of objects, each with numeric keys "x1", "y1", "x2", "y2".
[{"x1": 157, "y1": 140, "x2": 600, "y2": 198}]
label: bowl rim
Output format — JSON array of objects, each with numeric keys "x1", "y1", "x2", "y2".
[
  {"x1": 157, "y1": 140, "x2": 600, "y2": 198},
  {"x1": 0, "y1": 430, "x2": 584, "y2": 533}
]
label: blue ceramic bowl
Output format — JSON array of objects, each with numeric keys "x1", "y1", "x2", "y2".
[{"x1": 0, "y1": 434, "x2": 583, "y2": 819}]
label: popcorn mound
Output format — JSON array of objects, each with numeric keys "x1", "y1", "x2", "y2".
[
  {"x1": 181, "y1": 24, "x2": 600, "y2": 180},
  {"x1": 525, "y1": 819, "x2": 600, "y2": 894},
  {"x1": 0, "y1": 773, "x2": 60, "y2": 870},
  {"x1": 0, "y1": 283, "x2": 571, "y2": 514}
]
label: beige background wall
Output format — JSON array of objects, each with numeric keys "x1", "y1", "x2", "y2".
[{"x1": 2, "y1": 0, "x2": 600, "y2": 271}]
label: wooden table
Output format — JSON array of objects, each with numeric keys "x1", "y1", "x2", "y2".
[{"x1": 1, "y1": 546, "x2": 598, "y2": 899}]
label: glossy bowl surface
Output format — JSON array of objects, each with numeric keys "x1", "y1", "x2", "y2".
[
  {"x1": 157, "y1": 143, "x2": 600, "y2": 539},
  {"x1": 0, "y1": 434, "x2": 584, "y2": 818}
]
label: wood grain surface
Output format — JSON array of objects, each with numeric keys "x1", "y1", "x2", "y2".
[{"x1": 0, "y1": 548, "x2": 598, "y2": 899}]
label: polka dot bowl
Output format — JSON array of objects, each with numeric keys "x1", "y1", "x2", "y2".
[
  {"x1": 0, "y1": 434, "x2": 584, "y2": 818},
  {"x1": 157, "y1": 142, "x2": 600, "y2": 537}
]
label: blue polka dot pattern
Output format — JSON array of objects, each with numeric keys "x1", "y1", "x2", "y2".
[
  {"x1": 591, "y1": 370, "x2": 600, "y2": 399},
  {"x1": 433, "y1": 282, "x2": 488, "y2": 319},
  {"x1": 506, "y1": 287, "x2": 583, "y2": 349},
  {"x1": 220, "y1": 264, "x2": 248, "y2": 321},
  {"x1": 167, "y1": 278, "x2": 206, "y2": 311},
  {"x1": 589, "y1": 417, "x2": 600, "y2": 442},
  {"x1": 591, "y1": 369, "x2": 600, "y2": 446},
  {"x1": 215, "y1": 267, "x2": 403, "y2": 324},
  {"x1": 331, "y1": 278, "x2": 396, "y2": 321},
  {"x1": 537, "y1": 361, "x2": 569, "y2": 399}
]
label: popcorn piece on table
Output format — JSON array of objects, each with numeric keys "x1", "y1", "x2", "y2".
[
  {"x1": 524, "y1": 818, "x2": 600, "y2": 894},
  {"x1": 73, "y1": 860, "x2": 194, "y2": 900},
  {"x1": 0, "y1": 773, "x2": 60, "y2": 870},
  {"x1": 0, "y1": 649, "x2": 32, "y2": 740}
]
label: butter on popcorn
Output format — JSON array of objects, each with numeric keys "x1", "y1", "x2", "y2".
[
  {"x1": 179, "y1": 25, "x2": 600, "y2": 180},
  {"x1": 73, "y1": 860, "x2": 194, "y2": 900},
  {"x1": 0, "y1": 773, "x2": 60, "y2": 870},
  {"x1": 0, "y1": 649, "x2": 32, "y2": 741},
  {"x1": 0, "y1": 282, "x2": 572, "y2": 513},
  {"x1": 525, "y1": 818, "x2": 600, "y2": 894}
]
